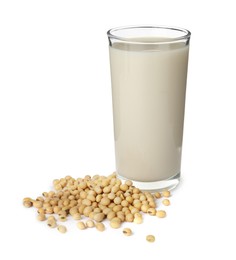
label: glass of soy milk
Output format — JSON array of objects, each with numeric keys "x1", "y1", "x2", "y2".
[{"x1": 107, "y1": 26, "x2": 191, "y2": 191}]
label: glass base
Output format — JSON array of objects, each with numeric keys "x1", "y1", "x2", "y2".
[{"x1": 117, "y1": 172, "x2": 180, "y2": 192}]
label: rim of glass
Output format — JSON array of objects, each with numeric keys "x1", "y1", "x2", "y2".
[{"x1": 107, "y1": 25, "x2": 191, "y2": 44}]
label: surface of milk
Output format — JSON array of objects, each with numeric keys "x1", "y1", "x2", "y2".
[{"x1": 109, "y1": 38, "x2": 189, "y2": 182}]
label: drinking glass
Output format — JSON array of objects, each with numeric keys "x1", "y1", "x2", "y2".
[{"x1": 107, "y1": 26, "x2": 191, "y2": 191}]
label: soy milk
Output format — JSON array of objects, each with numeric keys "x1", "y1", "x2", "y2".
[{"x1": 109, "y1": 38, "x2": 189, "y2": 182}]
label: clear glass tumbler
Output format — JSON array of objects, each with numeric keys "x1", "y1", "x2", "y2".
[{"x1": 107, "y1": 26, "x2": 191, "y2": 191}]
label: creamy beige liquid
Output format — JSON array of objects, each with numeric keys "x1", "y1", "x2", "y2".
[{"x1": 109, "y1": 38, "x2": 189, "y2": 182}]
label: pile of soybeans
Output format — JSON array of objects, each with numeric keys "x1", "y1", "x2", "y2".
[{"x1": 23, "y1": 173, "x2": 171, "y2": 242}]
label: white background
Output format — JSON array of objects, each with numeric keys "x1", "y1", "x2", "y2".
[{"x1": 0, "y1": 0, "x2": 236, "y2": 259}]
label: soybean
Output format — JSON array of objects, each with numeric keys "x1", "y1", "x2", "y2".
[
  {"x1": 123, "y1": 228, "x2": 132, "y2": 236},
  {"x1": 57, "y1": 225, "x2": 67, "y2": 233},
  {"x1": 162, "y1": 199, "x2": 170, "y2": 206},
  {"x1": 156, "y1": 210, "x2": 167, "y2": 218},
  {"x1": 146, "y1": 235, "x2": 155, "y2": 243},
  {"x1": 110, "y1": 218, "x2": 121, "y2": 229},
  {"x1": 96, "y1": 222, "x2": 105, "y2": 232},
  {"x1": 86, "y1": 220, "x2": 95, "y2": 228},
  {"x1": 77, "y1": 221, "x2": 86, "y2": 230},
  {"x1": 162, "y1": 190, "x2": 171, "y2": 198}
]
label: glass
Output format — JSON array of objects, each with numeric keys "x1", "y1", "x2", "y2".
[{"x1": 107, "y1": 26, "x2": 191, "y2": 191}]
